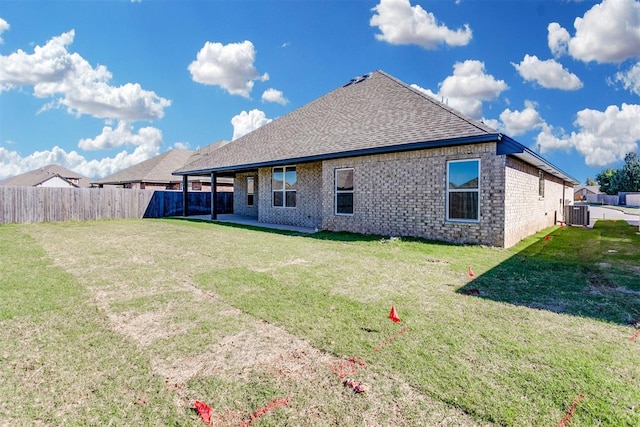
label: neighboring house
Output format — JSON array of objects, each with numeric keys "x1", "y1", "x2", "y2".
[
  {"x1": 92, "y1": 148, "x2": 233, "y2": 191},
  {"x1": 175, "y1": 70, "x2": 578, "y2": 248},
  {"x1": 573, "y1": 185, "x2": 602, "y2": 201},
  {"x1": 0, "y1": 164, "x2": 91, "y2": 188}
]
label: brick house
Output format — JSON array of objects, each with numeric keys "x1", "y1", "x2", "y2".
[
  {"x1": 93, "y1": 147, "x2": 232, "y2": 191},
  {"x1": 0, "y1": 164, "x2": 91, "y2": 188},
  {"x1": 175, "y1": 71, "x2": 577, "y2": 248}
]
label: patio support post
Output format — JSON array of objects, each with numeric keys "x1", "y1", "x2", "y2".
[
  {"x1": 211, "y1": 172, "x2": 218, "y2": 220},
  {"x1": 182, "y1": 175, "x2": 189, "y2": 217}
]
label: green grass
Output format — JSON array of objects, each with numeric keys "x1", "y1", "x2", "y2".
[
  {"x1": 0, "y1": 224, "x2": 197, "y2": 425},
  {"x1": 1, "y1": 219, "x2": 639, "y2": 426}
]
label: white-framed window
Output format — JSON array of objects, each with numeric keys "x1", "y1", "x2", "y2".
[
  {"x1": 446, "y1": 159, "x2": 480, "y2": 222},
  {"x1": 247, "y1": 177, "x2": 254, "y2": 206},
  {"x1": 335, "y1": 168, "x2": 354, "y2": 215},
  {"x1": 272, "y1": 166, "x2": 296, "y2": 208},
  {"x1": 538, "y1": 170, "x2": 545, "y2": 198}
]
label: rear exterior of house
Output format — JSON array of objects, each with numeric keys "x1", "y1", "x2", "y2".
[
  {"x1": 232, "y1": 143, "x2": 572, "y2": 247},
  {"x1": 176, "y1": 70, "x2": 576, "y2": 248}
]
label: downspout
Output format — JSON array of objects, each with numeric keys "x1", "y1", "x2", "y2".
[
  {"x1": 561, "y1": 181, "x2": 566, "y2": 224},
  {"x1": 182, "y1": 175, "x2": 189, "y2": 217}
]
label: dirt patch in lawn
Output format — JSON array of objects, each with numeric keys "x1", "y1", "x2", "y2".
[
  {"x1": 107, "y1": 310, "x2": 188, "y2": 347},
  {"x1": 25, "y1": 222, "x2": 486, "y2": 426}
]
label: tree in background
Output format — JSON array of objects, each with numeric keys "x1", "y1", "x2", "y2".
[
  {"x1": 596, "y1": 168, "x2": 617, "y2": 195},
  {"x1": 612, "y1": 152, "x2": 640, "y2": 193},
  {"x1": 585, "y1": 177, "x2": 597, "y2": 186},
  {"x1": 596, "y1": 152, "x2": 640, "y2": 195}
]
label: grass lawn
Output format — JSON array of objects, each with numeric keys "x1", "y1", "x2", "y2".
[{"x1": 1, "y1": 219, "x2": 638, "y2": 425}]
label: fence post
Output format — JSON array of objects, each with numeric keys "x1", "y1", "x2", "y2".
[
  {"x1": 182, "y1": 175, "x2": 189, "y2": 217},
  {"x1": 211, "y1": 172, "x2": 217, "y2": 220}
]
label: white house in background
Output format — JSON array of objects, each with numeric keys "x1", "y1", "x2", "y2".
[
  {"x1": 573, "y1": 185, "x2": 602, "y2": 201},
  {"x1": 0, "y1": 165, "x2": 91, "y2": 188}
]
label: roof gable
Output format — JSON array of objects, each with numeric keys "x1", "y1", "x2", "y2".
[
  {"x1": 94, "y1": 149, "x2": 195, "y2": 185},
  {"x1": 176, "y1": 70, "x2": 498, "y2": 174},
  {"x1": 0, "y1": 164, "x2": 91, "y2": 187}
]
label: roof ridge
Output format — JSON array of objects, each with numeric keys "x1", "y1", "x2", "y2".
[{"x1": 375, "y1": 70, "x2": 497, "y2": 136}]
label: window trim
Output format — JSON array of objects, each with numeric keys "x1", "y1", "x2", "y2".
[
  {"x1": 334, "y1": 167, "x2": 354, "y2": 216},
  {"x1": 272, "y1": 165, "x2": 297, "y2": 208},
  {"x1": 446, "y1": 158, "x2": 480, "y2": 223},
  {"x1": 247, "y1": 176, "x2": 254, "y2": 206}
]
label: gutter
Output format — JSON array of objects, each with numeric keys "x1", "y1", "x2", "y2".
[
  {"x1": 496, "y1": 135, "x2": 579, "y2": 185},
  {"x1": 173, "y1": 134, "x2": 501, "y2": 176}
]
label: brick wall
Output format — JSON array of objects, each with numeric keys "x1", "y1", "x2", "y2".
[
  {"x1": 321, "y1": 143, "x2": 506, "y2": 246},
  {"x1": 244, "y1": 145, "x2": 571, "y2": 247},
  {"x1": 503, "y1": 157, "x2": 572, "y2": 248},
  {"x1": 234, "y1": 172, "x2": 259, "y2": 217},
  {"x1": 257, "y1": 162, "x2": 323, "y2": 228}
]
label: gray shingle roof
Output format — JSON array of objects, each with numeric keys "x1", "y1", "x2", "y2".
[
  {"x1": 175, "y1": 70, "x2": 498, "y2": 175},
  {"x1": 0, "y1": 164, "x2": 91, "y2": 187},
  {"x1": 94, "y1": 149, "x2": 196, "y2": 185},
  {"x1": 574, "y1": 185, "x2": 602, "y2": 193},
  {"x1": 180, "y1": 140, "x2": 229, "y2": 173}
]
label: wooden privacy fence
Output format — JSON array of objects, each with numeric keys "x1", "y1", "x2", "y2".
[{"x1": 0, "y1": 187, "x2": 232, "y2": 224}]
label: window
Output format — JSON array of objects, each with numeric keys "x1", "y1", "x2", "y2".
[
  {"x1": 247, "y1": 177, "x2": 254, "y2": 206},
  {"x1": 272, "y1": 166, "x2": 296, "y2": 208},
  {"x1": 447, "y1": 159, "x2": 480, "y2": 222},
  {"x1": 335, "y1": 168, "x2": 354, "y2": 215},
  {"x1": 538, "y1": 171, "x2": 545, "y2": 198}
]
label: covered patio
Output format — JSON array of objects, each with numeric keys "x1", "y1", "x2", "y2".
[{"x1": 184, "y1": 214, "x2": 318, "y2": 234}]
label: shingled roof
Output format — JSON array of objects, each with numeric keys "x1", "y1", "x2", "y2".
[
  {"x1": 0, "y1": 164, "x2": 91, "y2": 187},
  {"x1": 93, "y1": 149, "x2": 197, "y2": 186},
  {"x1": 175, "y1": 70, "x2": 499, "y2": 175}
]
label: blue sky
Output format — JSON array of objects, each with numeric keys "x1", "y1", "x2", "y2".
[{"x1": 1, "y1": 0, "x2": 640, "y2": 184}]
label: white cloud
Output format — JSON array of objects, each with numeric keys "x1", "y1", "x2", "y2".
[
  {"x1": 438, "y1": 60, "x2": 508, "y2": 119},
  {"x1": 615, "y1": 61, "x2": 640, "y2": 95},
  {"x1": 0, "y1": 30, "x2": 171, "y2": 120},
  {"x1": 172, "y1": 141, "x2": 190, "y2": 150},
  {"x1": 498, "y1": 101, "x2": 545, "y2": 136},
  {"x1": 554, "y1": 0, "x2": 640, "y2": 63},
  {"x1": 188, "y1": 40, "x2": 269, "y2": 97},
  {"x1": 78, "y1": 121, "x2": 163, "y2": 151},
  {"x1": 370, "y1": 0, "x2": 472, "y2": 49},
  {"x1": 231, "y1": 109, "x2": 272, "y2": 140},
  {"x1": 440, "y1": 60, "x2": 508, "y2": 100},
  {"x1": 512, "y1": 54, "x2": 583, "y2": 90},
  {"x1": 536, "y1": 103, "x2": 640, "y2": 166},
  {"x1": 410, "y1": 61, "x2": 507, "y2": 120},
  {"x1": 411, "y1": 81, "x2": 482, "y2": 118},
  {"x1": 0, "y1": 143, "x2": 161, "y2": 180},
  {"x1": 481, "y1": 118, "x2": 501, "y2": 131},
  {"x1": 261, "y1": 88, "x2": 288, "y2": 105},
  {"x1": 547, "y1": 22, "x2": 570, "y2": 57},
  {"x1": 410, "y1": 83, "x2": 439, "y2": 99},
  {"x1": 0, "y1": 17, "x2": 9, "y2": 44}
]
